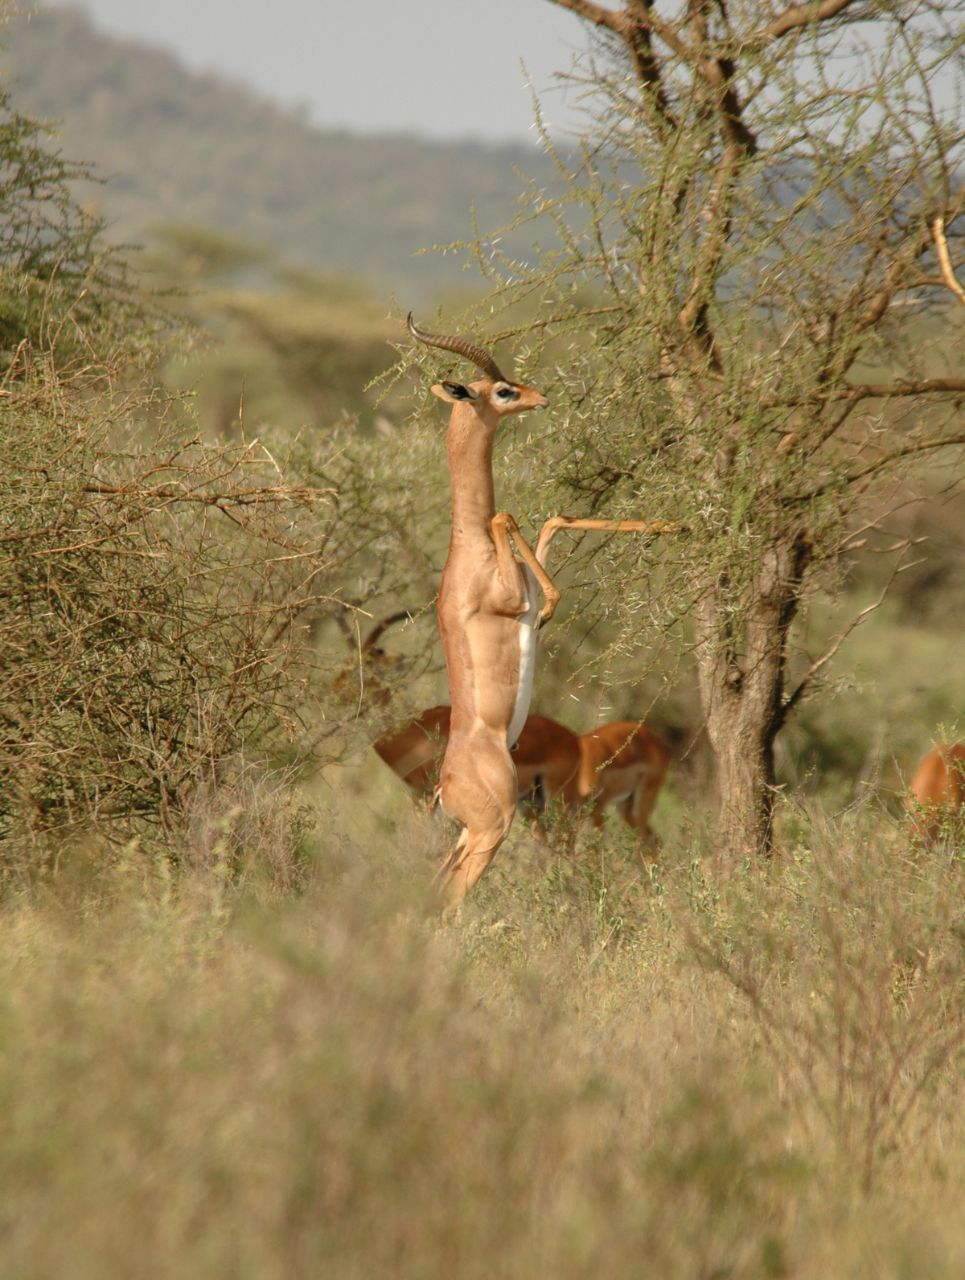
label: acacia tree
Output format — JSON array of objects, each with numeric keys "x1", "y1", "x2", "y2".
[{"x1": 465, "y1": 0, "x2": 965, "y2": 855}]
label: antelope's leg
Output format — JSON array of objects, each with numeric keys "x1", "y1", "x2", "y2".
[
  {"x1": 491, "y1": 512, "x2": 562, "y2": 624},
  {"x1": 436, "y1": 821, "x2": 510, "y2": 909},
  {"x1": 534, "y1": 516, "x2": 681, "y2": 564}
]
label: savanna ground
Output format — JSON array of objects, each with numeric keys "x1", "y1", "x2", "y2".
[
  {"x1": 2, "y1": 603, "x2": 962, "y2": 1278},
  {"x1": 3, "y1": 262, "x2": 963, "y2": 1280},
  {"x1": 3, "y1": 284, "x2": 962, "y2": 1278}
]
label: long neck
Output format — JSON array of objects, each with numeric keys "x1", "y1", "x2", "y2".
[{"x1": 446, "y1": 406, "x2": 497, "y2": 545}]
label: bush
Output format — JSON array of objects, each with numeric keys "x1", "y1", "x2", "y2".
[
  {"x1": 0, "y1": 348, "x2": 337, "y2": 865},
  {"x1": 0, "y1": 87, "x2": 354, "y2": 870}
]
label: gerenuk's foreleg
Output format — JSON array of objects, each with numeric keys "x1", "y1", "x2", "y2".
[
  {"x1": 535, "y1": 516, "x2": 682, "y2": 566},
  {"x1": 491, "y1": 512, "x2": 562, "y2": 624}
]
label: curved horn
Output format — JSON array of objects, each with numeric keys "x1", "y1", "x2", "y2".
[
  {"x1": 362, "y1": 610, "x2": 414, "y2": 653},
  {"x1": 407, "y1": 313, "x2": 508, "y2": 383}
]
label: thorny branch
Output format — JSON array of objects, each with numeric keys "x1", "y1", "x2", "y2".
[{"x1": 933, "y1": 215, "x2": 965, "y2": 305}]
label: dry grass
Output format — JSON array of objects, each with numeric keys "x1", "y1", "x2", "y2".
[{"x1": 0, "y1": 791, "x2": 961, "y2": 1279}]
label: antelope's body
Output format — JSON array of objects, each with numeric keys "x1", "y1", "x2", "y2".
[
  {"x1": 408, "y1": 316, "x2": 557, "y2": 906},
  {"x1": 433, "y1": 380, "x2": 552, "y2": 902},
  {"x1": 373, "y1": 706, "x2": 582, "y2": 816},
  {"x1": 513, "y1": 713, "x2": 583, "y2": 815},
  {"x1": 575, "y1": 721, "x2": 670, "y2": 848},
  {"x1": 907, "y1": 742, "x2": 965, "y2": 844},
  {"x1": 407, "y1": 315, "x2": 675, "y2": 904},
  {"x1": 373, "y1": 705, "x2": 451, "y2": 799},
  {"x1": 374, "y1": 707, "x2": 668, "y2": 846}
]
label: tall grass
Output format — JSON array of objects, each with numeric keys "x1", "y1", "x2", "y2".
[{"x1": 1, "y1": 795, "x2": 961, "y2": 1279}]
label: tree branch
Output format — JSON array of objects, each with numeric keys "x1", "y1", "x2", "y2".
[
  {"x1": 853, "y1": 199, "x2": 964, "y2": 338},
  {"x1": 79, "y1": 481, "x2": 334, "y2": 507},
  {"x1": 753, "y1": 0, "x2": 861, "y2": 46},
  {"x1": 491, "y1": 304, "x2": 627, "y2": 343},
  {"x1": 625, "y1": 1, "x2": 679, "y2": 131},
  {"x1": 780, "y1": 565, "x2": 901, "y2": 726},
  {"x1": 791, "y1": 434, "x2": 965, "y2": 504},
  {"x1": 933, "y1": 215, "x2": 965, "y2": 305},
  {"x1": 548, "y1": 1, "x2": 682, "y2": 131},
  {"x1": 844, "y1": 435, "x2": 965, "y2": 488},
  {"x1": 545, "y1": 0, "x2": 629, "y2": 36},
  {"x1": 768, "y1": 378, "x2": 965, "y2": 409}
]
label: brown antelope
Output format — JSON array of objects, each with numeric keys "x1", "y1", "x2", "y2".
[
  {"x1": 374, "y1": 705, "x2": 451, "y2": 800},
  {"x1": 408, "y1": 315, "x2": 676, "y2": 906},
  {"x1": 574, "y1": 721, "x2": 671, "y2": 850},
  {"x1": 373, "y1": 706, "x2": 582, "y2": 816},
  {"x1": 907, "y1": 742, "x2": 965, "y2": 844},
  {"x1": 375, "y1": 706, "x2": 670, "y2": 848}
]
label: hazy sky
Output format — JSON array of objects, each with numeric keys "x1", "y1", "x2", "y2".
[{"x1": 44, "y1": 0, "x2": 595, "y2": 143}]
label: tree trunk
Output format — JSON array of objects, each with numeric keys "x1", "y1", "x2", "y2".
[
  {"x1": 698, "y1": 666, "x2": 780, "y2": 858},
  {"x1": 695, "y1": 531, "x2": 811, "y2": 858}
]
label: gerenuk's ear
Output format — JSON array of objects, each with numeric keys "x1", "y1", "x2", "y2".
[{"x1": 431, "y1": 381, "x2": 480, "y2": 404}]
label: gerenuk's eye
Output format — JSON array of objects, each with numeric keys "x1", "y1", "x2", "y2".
[{"x1": 495, "y1": 385, "x2": 519, "y2": 401}]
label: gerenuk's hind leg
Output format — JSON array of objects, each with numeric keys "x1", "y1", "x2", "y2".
[
  {"x1": 435, "y1": 815, "x2": 514, "y2": 909},
  {"x1": 434, "y1": 746, "x2": 517, "y2": 910},
  {"x1": 434, "y1": 826, "x2": 469, "y2": 882}
]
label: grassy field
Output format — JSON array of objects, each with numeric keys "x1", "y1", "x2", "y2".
[
  {"x1": 3, "y1": 464, "x2": 961, "y2": 1277},
  {"x1": 1, "y1": 763, "x2": 961, "y2": 1278},
  {"x1": 3, "y1": 14, "x2": 963, "y2": 1271},
  {"x1": 3, "y1": 278, "x2": 961, "y2": 1280}
]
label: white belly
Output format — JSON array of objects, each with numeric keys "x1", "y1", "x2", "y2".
[{"x1": 507, "y1": 561, "x2": 540, "y2": 747}]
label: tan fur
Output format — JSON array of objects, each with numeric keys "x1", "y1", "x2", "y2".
[
  {"x1": 373, "y1": 705, "x2": 451, "y2": 800},
  {"x1": 573, "y1": 721, "x2": 671, "y2": 851},
  {"x1": 375, "y1": 709, "x2": 669, "y2": 850},
  {"x1": 512, "y1": 714, "x2": 582, "y2": 816},
  {"x1": 907, "y1": 742, "x2": 965, "y2": 844},
  {"x1": 429, "y1": 375, "x2": 552, "y2": 907},
  {"x1": 409, "y1": 318, "x2": 678, "y2": 905},
  {"x1": 374, "y1": 708, "x2": 581, "y2": 816}
]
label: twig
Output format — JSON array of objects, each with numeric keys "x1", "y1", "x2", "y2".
[
  {"x1": 932, "y1": 215, "x2": 965, "y2": 305},
  {"x1": 780, "y1": 564, "x2": 905, "y2": 724}
]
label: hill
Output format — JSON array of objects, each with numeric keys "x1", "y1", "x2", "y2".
[{"x1": 1, "y1": 5, "x2": 560, "y2": 297}]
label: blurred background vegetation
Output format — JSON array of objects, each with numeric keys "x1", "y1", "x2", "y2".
[
  {"x1": 0, "y1": 5, "x2": 961, "y2": 1275},
  {"x1": 1, "y1": 4, "x2": 565, "y2": 299}
]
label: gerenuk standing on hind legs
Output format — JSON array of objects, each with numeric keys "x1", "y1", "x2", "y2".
[{"x1": 407, "y1": 315, "x2": 676, "y2": 909}]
